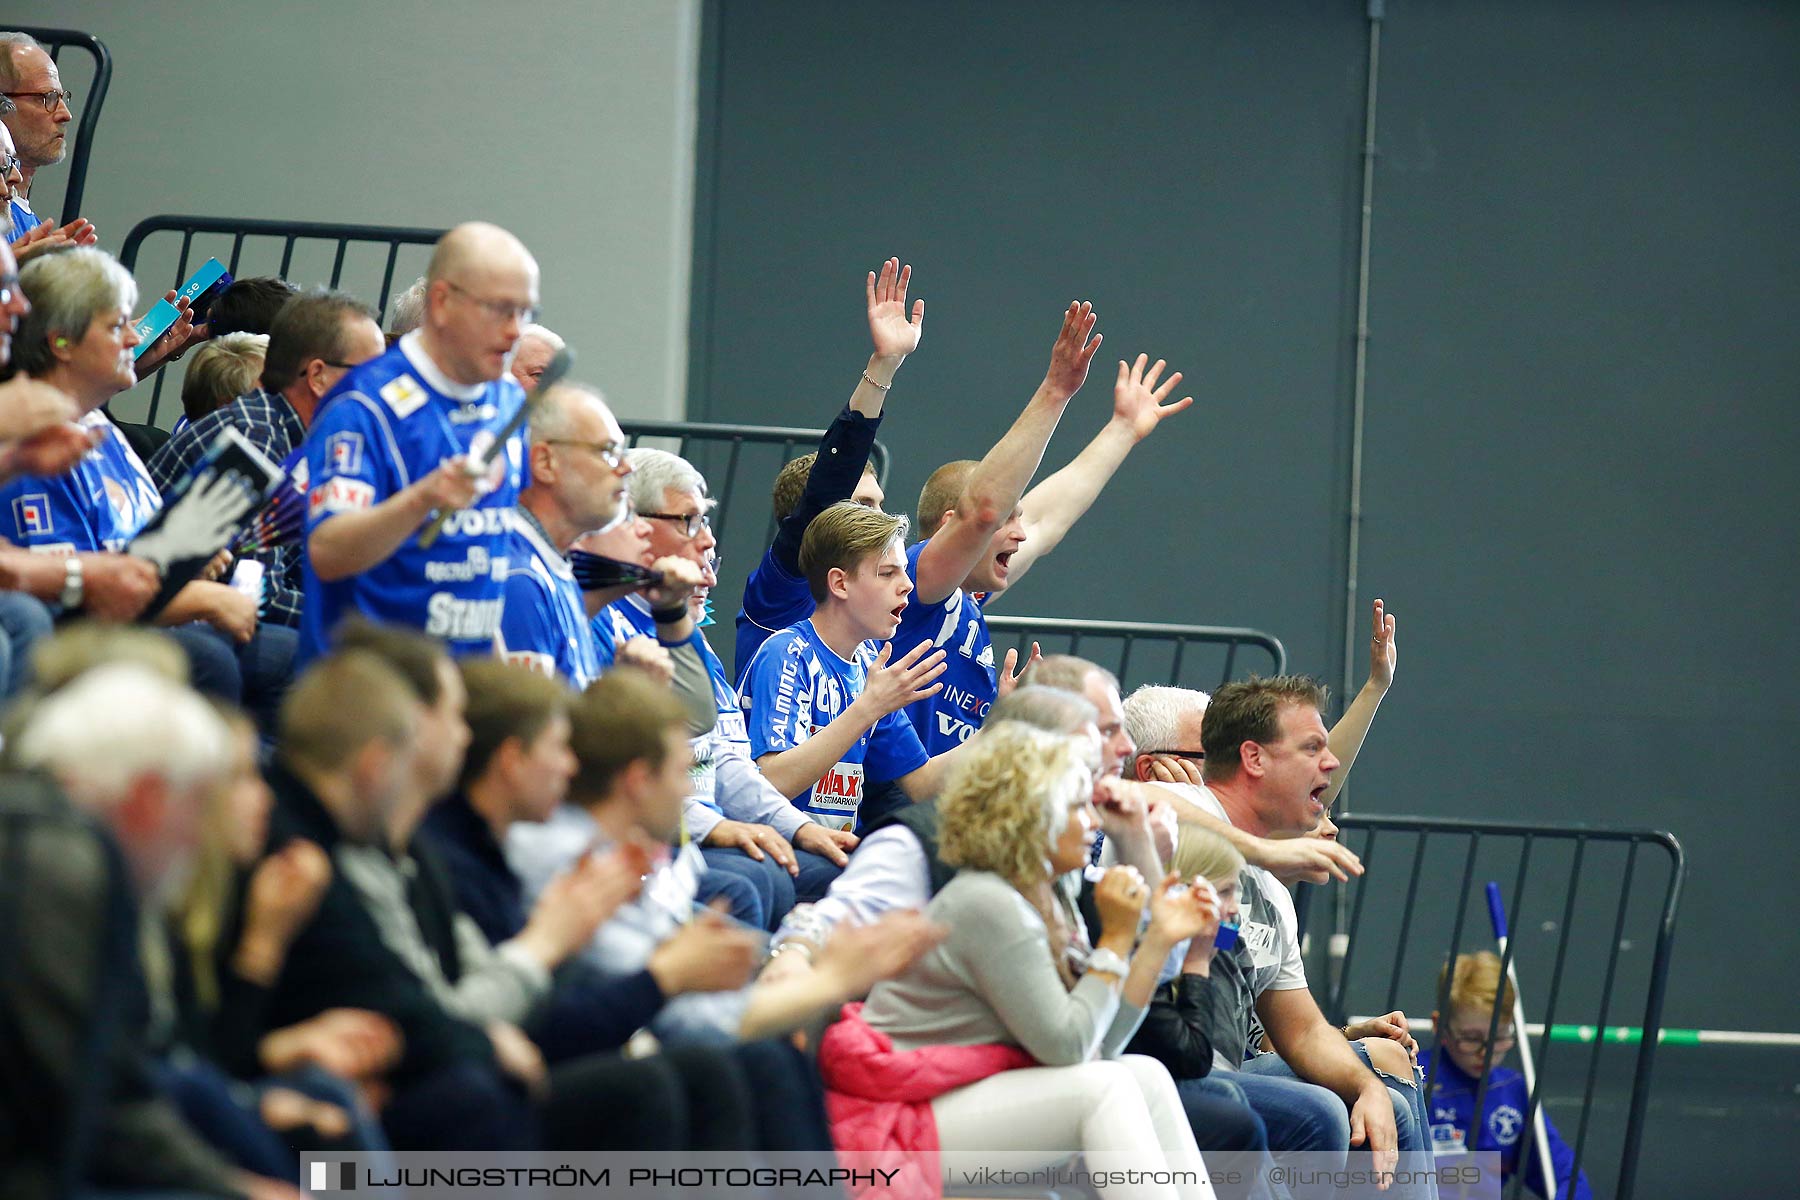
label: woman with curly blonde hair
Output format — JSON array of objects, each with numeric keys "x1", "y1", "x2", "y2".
[{"x1": 854, "y1": 722, "x2": 1222, "y2": 1198}]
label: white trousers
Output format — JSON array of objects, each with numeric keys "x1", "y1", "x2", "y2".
[{"x1": 930, "y1": 1055, "x2": 1213, "y2": 1200}]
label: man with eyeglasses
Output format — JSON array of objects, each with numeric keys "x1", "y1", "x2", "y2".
[
  {"x1": 148, "y1": 289, "x2": 385, "y2": 629},
  {"x1": 299, "y1": 222, "x2": 539, "y2": 664},
  {"x1": 597, "y1": 447, "x2": 861, "y2": 929},
  {"x1": 501, "y1": 381, "x2": 702, "y2": 691},
  {"x1": 0, "y1": 33, "x2": 97, "y2": 251}
]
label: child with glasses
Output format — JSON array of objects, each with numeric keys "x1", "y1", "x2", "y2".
[{"x1": 1426, "y1": 952, "x2": 1593, "y2": 1199}]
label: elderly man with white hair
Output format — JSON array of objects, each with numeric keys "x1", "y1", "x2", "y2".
[
  {"x1": 508, "y1": 322, "x2": 564, "y2": 391},
  {"x1": 0, "y1": 31, "x2": 99, "y2": 251},
  {"x1": 1, "y1": 663, "x2": 298, "y2": 1200},
  {"x1": 590, "y1": 446, "x2": 859, "y2": 928}
]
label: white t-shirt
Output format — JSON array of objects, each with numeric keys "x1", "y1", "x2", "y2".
[{"x1": 1149, "y1": 780, "x2": 1308, "y2": 994}]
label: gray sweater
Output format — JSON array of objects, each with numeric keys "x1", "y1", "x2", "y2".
[{"x1": 860, "y1": 870, "x2": 1145, "y2": 1066}]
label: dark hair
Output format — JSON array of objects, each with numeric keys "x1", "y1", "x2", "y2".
[
  {"x1": 206, "y1": 277, "x2": 300, "y2": 338},
  {"x1": 1200, "y1": 675, "x2": 1330, "y2": 783},
  {"x1": 331, "y1": 618, "x2": 447, "y2": 704},
  {"x1": 261, "y1": 288, "x2": 378, "y2": 393},
  {"x1": 570, "y1": 669, "x2": 689, "y2": 803},
  {"x1": 456, "y1": 658, "x2": 569, "y2": 790}
]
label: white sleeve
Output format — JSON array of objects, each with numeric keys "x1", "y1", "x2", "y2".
[
  {"x1": 773, "y1": 825, "x2": 930, "y2": 943},
  {"x1": 1266, "y1": 873, "x2": 1309, "y2": 991},
  {"x1": 713, "y1": 739, "x2": 811, "y2": 838}
]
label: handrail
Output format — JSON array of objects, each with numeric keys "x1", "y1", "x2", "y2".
[{"x1": 984, "y1": 614, "x2": 1286, "y2": 690}]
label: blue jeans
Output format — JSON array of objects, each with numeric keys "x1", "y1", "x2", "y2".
[
  {"x1": 0, "y1": 591, "x2": 54, "y2": 696},
  {"x1": 1242, "y1": 1046, "x2": 1439, "y2": 1200},
  {"x1": 700, "y1": 845, "x2": 842, "y2": 930},
  {"x1": 163, "y1": 622, "x2": 297, "y2": 734}
]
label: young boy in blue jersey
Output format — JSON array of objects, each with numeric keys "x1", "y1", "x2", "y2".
[
  {"x1": 888, "y1": 339, "x2": 1197, "y2": 760},
  {"x1": 300, "y1": 222, "x2": 538, "y2": 663},
  {"x1": 733, "y1": 256, "x2": 917, "y2": 682},
  {"x1": 1427, "y1": 952, "x2": 1593, "y2": 1199},
  {"x1": 740, "y1": 501, "x2": 963, "y2": 832},
  {"x1": 500, "y1": 380, "x2": 701, "y2": 691}
]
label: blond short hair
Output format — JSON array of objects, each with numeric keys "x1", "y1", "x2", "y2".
[
  {"x1": 797, "y1": 500, "x2": 908, "y2": 603},
  {"x1": 938, "y1": 721, "x2": 1090, "y2": 889},
  {"x1": 180, "y1": 332, "x2": 267, "y2": 422},
  {"x1": 916, "y1": 459, "x2": 977, "y2": 538},
  {"x1": 1441, "y1": 950, "x2": 1516, "y2": 1015},
  {"x1": 1169, "y1": 824, "x2": 1244, "y2": 886},
  {"x1": 771, "y1": 452, "x2": 878, "y2": 525},
  {"x1": 278, "y1": 651, "x2": 418, "y2": 774}
]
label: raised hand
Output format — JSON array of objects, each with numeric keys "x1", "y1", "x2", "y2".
[
  {"x1": 855, "y1": 641, "x2": 946, "y2": 719},
  {"x1": 1147, "y1": 872, "x2": 1222, "y2": 947},
  {"x1": 1092, "y1": 865, "x2": 1149, "y2": 944},
  {"x1": 1043, "y1": 301, "x2": 1102, "y2": 399},
  {"x1": 1112, "y1": 353, "x2": 1194, "y2": 442},
  {"x1": 136, "y1": 291, "x2": 208, "y2": 373},
  {"x1": 866, "y1": 257, "x2": 924, "y2": 361},
  {"x1": 647, "y1": 909, "x2": 762, "y2": 995},
  {"x1": 643, "y1": 554, "x2": 704, "y2": 610},
  {"x1": 242, "y1": 839, "x2": 333, "y2": 954},
  {"x1": 1252, "y1": 833, "x2": 1364, "y2": 886},
  {"x1": 1368, "y1": 598, "x2": 1396, "y2": 693},
  {"x1": 996, "y1": 640, "x2": 1041, "y2": 701}
]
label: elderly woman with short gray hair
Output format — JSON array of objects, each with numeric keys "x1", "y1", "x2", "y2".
[{"x1": 0, "y1": 245, "x2": 297, "y2": 724}]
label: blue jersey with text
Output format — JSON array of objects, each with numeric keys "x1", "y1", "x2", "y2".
[
  {"x1": 1424, "y1": 1053, "x2": 1592, "y2": 1200},
  {"x1": 734, "y1": 550, "x2": 812, "y2": 688},
  {"x1": 738, "y1": 619, "x2": 929, "y2": 829},
  {"x1": 299, "y1": 333, "x2": 527, "y2": 662},
  {"x1": 0, "y1": 412, "x2": 161, "y2": 553},
  {"x1": 884, "y1": 538, "x2": 997, "y2": 756},
  {"x1": 500, "y1": 514, "x2": 602, "y2": 690}
]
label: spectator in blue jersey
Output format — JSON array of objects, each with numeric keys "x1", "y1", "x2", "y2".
[
  {"x1": 733, "y1": 256, "x2": 918, "y2": 680},
  {"x1": 300, "y1": 222, "x2": 539, "y2": 662},
  {"x1": 150, "y1": 289, "x2": 386, "y2": 631},
  {"x1": 0, "y1": 33, "x2": 97, "y2": 253},
  {"x1": 572, "y1": 507, "x2": 681, "y2": 682},
  {"x1": 602, "y1": 447, "x2": 859, "y2": 922},
  {"x1": 0, "y1": 238, "x2": 160, "y2": 690},
  {"x1": 0, "y1": 246, "x2": 298, "y2": 723},
  {"x1": 887, "y1": 334, "x2": 1195, "y2": 767},
  {"x1": 740, "y1": 501, "x2": 976, "y2": 832},
  {"x1": 1426, "y1": 953, "x2": 1593, "y2": 1199},
  {"x1": 502, "y1": 381, "x2": 701, "y2": 691}
]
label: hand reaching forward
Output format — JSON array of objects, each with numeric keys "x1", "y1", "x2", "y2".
[
  {"x1": 814, "y1": 910, "x2": 947, "y2": 997},
  {"x1": 854, "y1": 641, "x2": 946, "y2": 719},
  {"x1": 1367, "y1": 598, "x2": 1397, "y2": 693},
  {"x1": 867, "y1": 257, "x2": 924, "y2": 361},
  {"x1": 996, "y1": 640, "x2": 1041, "y2": 701},
  {"x1": 1043, "y1": 301, "x2": 1102, "y2": 399},
  {"x1": 1112, "y1": 353, "x2": 1194, "y2": 442}
]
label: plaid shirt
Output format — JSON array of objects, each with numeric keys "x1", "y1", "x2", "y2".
[{"x1": 146, "y1": 389, "x2": 307, "y2": 628}]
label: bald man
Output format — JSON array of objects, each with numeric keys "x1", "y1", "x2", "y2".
[{"x1": 299, "y1": 221, "x2": 541, "y2": 662}]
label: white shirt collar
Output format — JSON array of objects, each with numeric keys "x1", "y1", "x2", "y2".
[{"x1": 398, "y1": 329, "x2": 488, "y2": 402}]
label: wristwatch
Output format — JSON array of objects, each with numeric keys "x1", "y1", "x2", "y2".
[{"x1": 59, "y1": 555, "x2": 84, "y2": 611}]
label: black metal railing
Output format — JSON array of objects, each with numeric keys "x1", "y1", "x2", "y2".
[
  {"x1": 1312, "y1": 814, "x2": 1683, "y2": 1200},
  {"x1": 117, "y1": 215, "x2": 446, "y2": 426},
  {"x1": 12, "y1": 27, "x2": 111, "y2": 225},
  {"x1": 985, "y1": 615, "x2": 1286, "y2": 693}
]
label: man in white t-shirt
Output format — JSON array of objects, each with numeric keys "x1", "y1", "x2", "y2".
[{"x1": 1146, "y1": 676, "x2": 1440, "y2": 1190}]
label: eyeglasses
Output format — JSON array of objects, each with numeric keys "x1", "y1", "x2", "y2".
[
  {"x1": 542, "y1": 438, "x2": 628, "y2": 470},
  {"x1": 444, "y1": 280, "x2": 538, "y2": 325},
  {"x1": 640, "y1": 511, "x2": 712, "y2": 539},
  {"x1": 1147, "y1": 749, "x2": 1205, "y2": 761},
  {"x1": 1445, "y1": 1026, "x2": 1516, "y2": 1051},
  {"x1": 0, "y1": 273, "x2": 18, "y2": 307},
  {"x1": 0, "y1": 153, "x2": 19, "y2": 176},
  {"x1": 2, "y1": 88, "x2": 76, "y2": 113}
]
